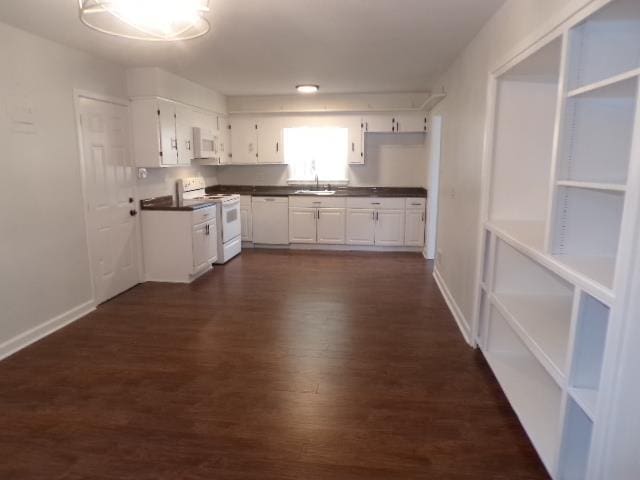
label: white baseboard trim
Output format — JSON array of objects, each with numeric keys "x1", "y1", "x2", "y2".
[
  {"x1": 244, "y1": 243, "x2": 423, "y2": 253},
  {"x1": 0, "y1": 300, "x2": 96, "y2": 361},
  {"x1": 433, "y1": 267, "x2": 473, "y2": 346}
]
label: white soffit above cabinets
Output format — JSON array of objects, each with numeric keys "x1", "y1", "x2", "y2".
[{"x1": 0, "y1": 0, "x2": 505, "y2": 95}]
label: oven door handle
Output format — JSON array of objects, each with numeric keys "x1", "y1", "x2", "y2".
[{"x1": 222, "y1": 199, "x2": 241, "y2": 208}]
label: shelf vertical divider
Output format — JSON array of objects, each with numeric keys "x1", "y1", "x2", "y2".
[{"x1": 544, "y1": 31, "x2": 571, "y2": 254}]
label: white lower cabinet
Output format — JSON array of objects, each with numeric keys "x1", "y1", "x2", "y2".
[
  {"x1": 317, "y1": 208, "x2": 346, "y2": 244},
  {"x1": 346, "y1": 197, "x2": 411, "y2": 247},
  {"x1": 240, "y1": 195, "x2": 252, "y2": 241},
  {"x1": 374, "y1": 209, "x2": 405, "y2": 246},
  {"x1": 192, "y1": 220, "x2": 218, "y2": 271},
  {"x1": 142, "y1": 206, "x2": 218, "y2": 283},
  {"x1": 289, "y1": 197, "x2": 347, "y2": 244},
  {"x1": 289, "y1": 207, "x2": 317, "y2": 243},
  {"x1": 404, "y1": 198, "x2": 427, "y2": 247},
  {"x1": 346, "y1": 209, "x2": 376, "y2": 245}
]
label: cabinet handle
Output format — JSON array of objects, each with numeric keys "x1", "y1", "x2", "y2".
[
  {"x1": 411, "y1": 203, "x2": 422, "y2": 206},
  {"x1": 276, "y1": 141, "x2": 279, "y2": 152},
  {"x1": 265, "y1": 198, "x2": 275, "y2": 202},
  {"x1": 376, "y1": 211, "x2": 379, "y2": 221},
  {"x1": 171, "y1": 138, "x2": 178, "y2": 149},
  {"x1": 352, "y1": 142, "x2": 355, "y2": 152},
  {"x1": 372, "y1": 211, "x2": 375, "y2": 220},
  {"x1": 371, "y1": 202, "x2": 381, "y2": 205},
  {"x1": 317, "y1": 210, "x2": 320, "y2": 220}
]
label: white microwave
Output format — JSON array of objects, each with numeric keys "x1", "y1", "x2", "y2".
[{"x1": 193, "y1": 127, "x2": 222, "y2": 162}]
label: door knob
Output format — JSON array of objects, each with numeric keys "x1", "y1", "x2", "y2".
[{"x1": 130, "y1": 210, "x2": 138, "y2": 217}]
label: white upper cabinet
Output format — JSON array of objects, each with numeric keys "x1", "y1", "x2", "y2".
[
  {"x1": 130, "y1": 98, "x2": 226, "y2": 168},
  {"x1": 363, "y1": 112, "x2": 428, "y2": 134},
  {"x1": 257, "y1": 117, "x2": 284, "y2": 164},
  {"x1": 230, "y1": 117, "x2": 259, "y2": 164},
  {"x1": 175, "y1": 104, "x2": 194, "y2": 165},
  {"x1": 131, "y1": 97, "x2": 178, "y2": 167},
  {"x1": 395, "y1": 112, "x2": 428, "y2": 133},
  {"x1": 364, "y1": 114, "x2": 394, "y2": 133},
  {"x1": 347, "y1": 117, "x2": 365, "y2": 165}
]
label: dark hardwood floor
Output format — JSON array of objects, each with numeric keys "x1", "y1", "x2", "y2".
[{"x1": 0, "y1": 250, "x2": 549, "y2": 479}]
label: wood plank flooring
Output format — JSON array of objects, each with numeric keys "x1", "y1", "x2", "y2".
[{"x1": 0, "y1": 250, "x2": 549, "y2": 479}]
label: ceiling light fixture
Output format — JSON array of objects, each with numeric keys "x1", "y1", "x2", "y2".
[
  {"x1": 79, "y1": 0, "x2": 210, "y2": 42},
  {"x1": 296, "y1": 85, "x2": 320, "y2": 94}
]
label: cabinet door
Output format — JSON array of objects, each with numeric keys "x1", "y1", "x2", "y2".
[
  {"x1": 158, "y1": 99, "x2": 178, "y2": 166},
  {"x1": 230, "y1": 117, "x2": 258, "y2": 164},
  {"x1": 317, "y1": 208, "x2": 346, "y2": 244},
  {"x1": 176, "y1": 104, "x2": 194, "y2": 165},
  {"x1": 375, "y1": 209, "x2": 405, "y2": 246},
  {"x1": 346, "y1": 209, "x2": 375, "y2": 245},
  {"x1": 192, "y1": 223, "x2": 209, "y2": 272},
  {"x1": 258, "y1": 118, "x2": 284, "y2": 164},
  {"x1": 364, "y1": 114, "x2": 393, "y2": 133},
  {"x1": 347, "y1": 117, "x2": 365, "y2": 165},
  {"x1": 289, "y1": 207, "x2": 317, "y2": 244},
  {"x1": 240, "y1": 206, "x2": 253, "y2": 241},
  {"x1": 404, "y1": 209, "x2": 425, "y2": 246},
  {"x1": 206, "y1": 220, "x2": 218, "y2": 263},
  {"x1": 396, "y1": 112, "x2": 428, "y2": 133},
  {"x1": 218, "y1": 115, "x2": 231, "y2": 164}
]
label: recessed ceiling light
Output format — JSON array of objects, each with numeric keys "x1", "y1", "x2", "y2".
[
  {"x1": 296, "y1": 85, "x2": 320, "y2": 94},
  {"x1": 79, "y1": 0, "x2": 210, "y2": 42}
]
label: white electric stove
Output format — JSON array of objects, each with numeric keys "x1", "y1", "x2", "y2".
[{"x1": 178, "y1": 177, "x2": 242, "y2": 264}]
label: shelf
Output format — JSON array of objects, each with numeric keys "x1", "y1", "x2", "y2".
[
  {"x1": 485, "y1": 351, "x2": 561, "y2": 473},
  {"x1": 553, "y1": 255, "x2": 616, "y2": 290},
  {"x1": 483, "y1": 305, "x2": 562, "y2": 476},
  {"x1": 492, "y1": 293, "x2": 572, "y2": 381},
  {"x1": 556, "y1": 180, "x2": 626, "y2": 193},
  {"x1": 552, "y1": 186, "x2": 624, "y2": 291},
  {"x1": 487, "y1": 220, "x2": 546, "y2": 253},
  {"x1": 490, "y1": 37, "x2": 562, "y2": 228},
  {"x1": 558, "y1": 77, "x2": 637, "y2": 185},
  {"x1": 569, "y1": 387, "x2": 598, "y2": 421},
  {"x1": 568, "y1": 0, "x2": 640, "y2": 90},
  {"x1": 567, "y1": 67, "x2": 640, "y2": 98},
  {"x1": 558, "y1": 398, "x2": 594, "y2": 480}
]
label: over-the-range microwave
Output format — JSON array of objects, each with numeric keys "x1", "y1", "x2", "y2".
[{"x1": 193, "y1": 127, "x2": 225, "y2": 163}]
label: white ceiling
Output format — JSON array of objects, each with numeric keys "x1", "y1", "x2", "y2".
[{"x1": 0, "y1": 0, "x2": 506, "y2": 96}]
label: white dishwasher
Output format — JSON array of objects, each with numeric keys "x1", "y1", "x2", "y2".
[{"x1": 251, "y1": 197, "x2": 289, "y2": 245}]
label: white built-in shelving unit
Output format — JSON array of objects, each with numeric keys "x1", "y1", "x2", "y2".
[{"x1": 475, "y1": 0, "x2": 640, "y2": 478}]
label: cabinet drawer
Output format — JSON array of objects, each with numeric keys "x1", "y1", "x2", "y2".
[
  {"x1": 289, "y1": 196, "x2": 347, "y2": 208},
  {"x1": 405, "y1": 198, "x2": 426, "y2": 209},
  {"x1": 347, "y1": 197, "x2": 405, "y2": 210},
  {"x1": 192, "y1": 206, "x2": 216, "y2": 226}
]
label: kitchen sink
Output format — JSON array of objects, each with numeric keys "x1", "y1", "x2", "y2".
[{"x1": 294, "y1": 190, "x2": 336, "y2": 196}]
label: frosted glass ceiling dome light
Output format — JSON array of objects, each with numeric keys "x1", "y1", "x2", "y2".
[
  {"x1": 79, "y1": 0, "x2": 210, "y2": 41},
  {"x1": 296, "y1": 85, "x2": 320, "y2": 94}
]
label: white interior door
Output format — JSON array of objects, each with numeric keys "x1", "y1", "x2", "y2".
[{"x1": 78, "y1": 95, "x2": 140, "y2": 304}]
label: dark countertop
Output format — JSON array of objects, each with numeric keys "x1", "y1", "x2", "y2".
[
  {"x1": 205, "y1": 185, "x2": 428, "y2": 198},
  {"x1": 140, "y1": 196, "x2": 217, "y2": 211}
]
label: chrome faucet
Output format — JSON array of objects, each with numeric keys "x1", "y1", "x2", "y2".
[{"x1": 315, "y1": 174, "x2": 319, "y2": 191}]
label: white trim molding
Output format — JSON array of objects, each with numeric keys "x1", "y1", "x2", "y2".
[
  {"x1": 0, "y1": 300, "x2": 96, "y2": 361},
  {"x1": 433, "y1": 267, "x2": 473, "y2": 345}
]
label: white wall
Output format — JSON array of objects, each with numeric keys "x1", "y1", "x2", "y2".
[
  {"x1": 216, "y1": 132, "x2": 428, "y2": 187},
  {"x1": 430, "y1": 0, "x2": 593, "y2": 338},
  {"x1": 0, "y1": 21, "x2": 127, "y2": 354},
  {"x1": 136, "y1": 165, "x2": 219, "y2": 200}
]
